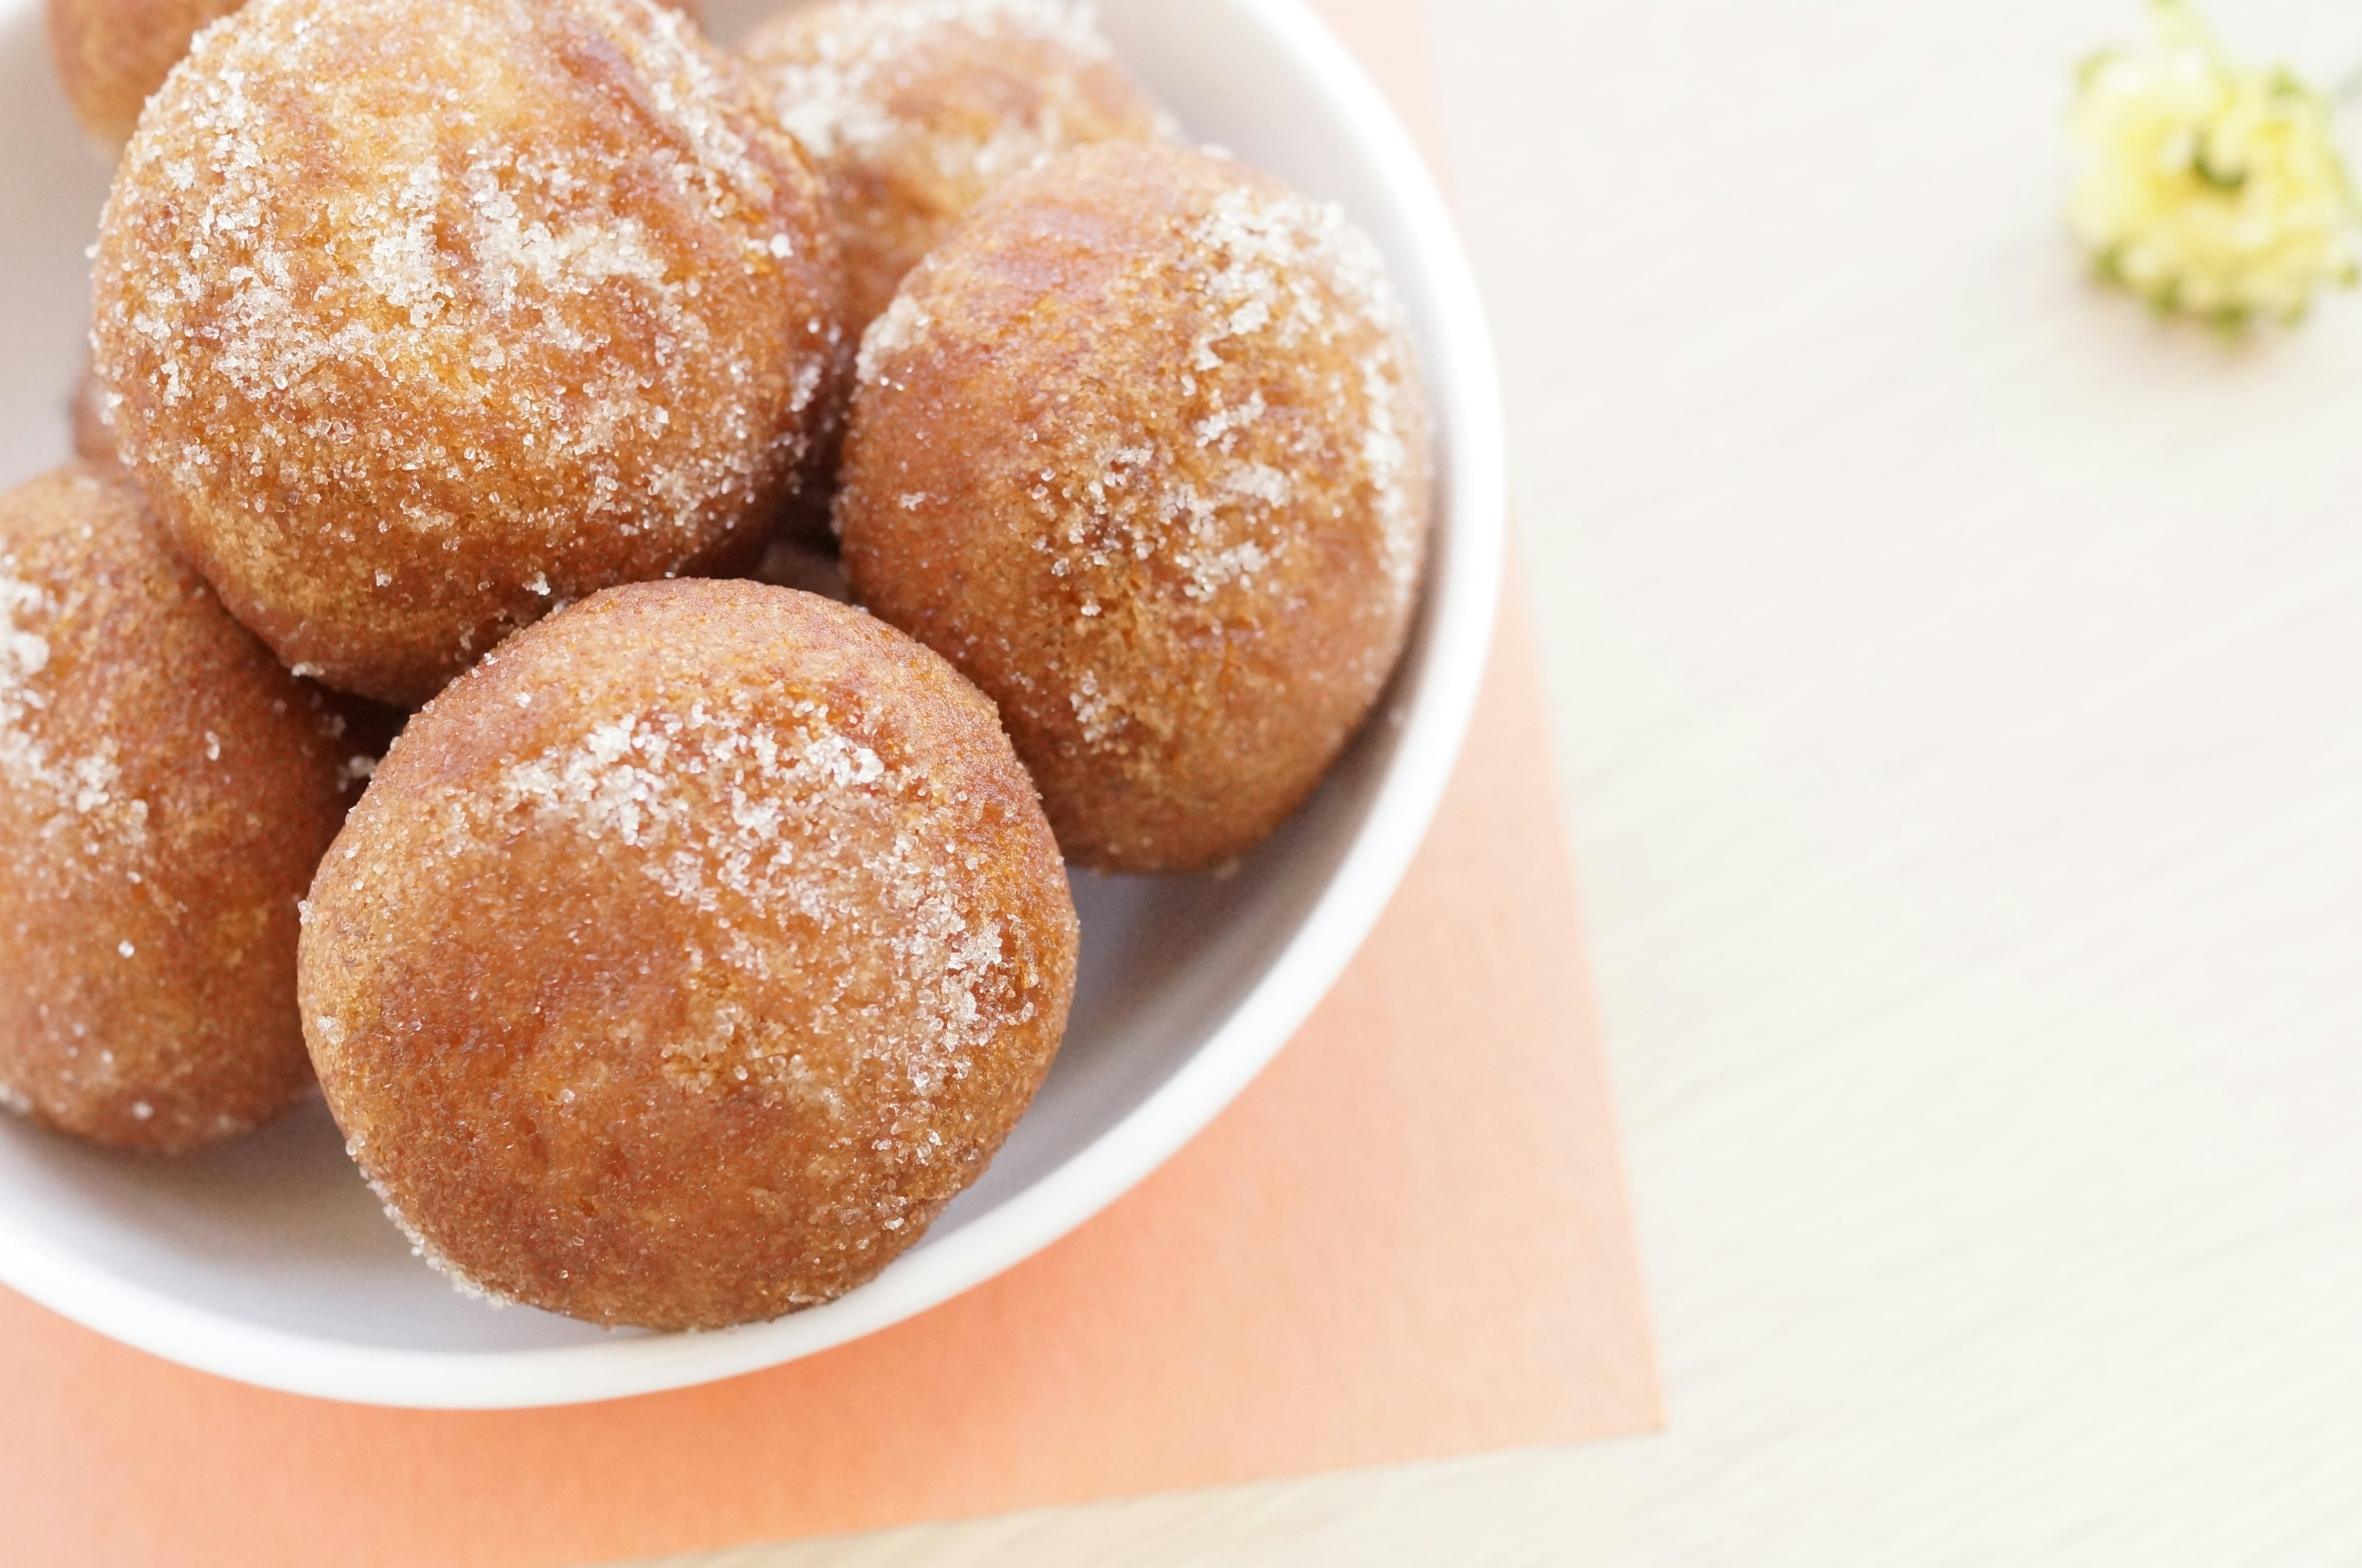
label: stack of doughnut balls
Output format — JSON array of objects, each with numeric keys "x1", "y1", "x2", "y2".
[{"x1": 6, "y1": 0, "x2": 1431, "y2": 1329}]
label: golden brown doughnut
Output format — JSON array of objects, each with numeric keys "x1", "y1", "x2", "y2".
[
  {"x1": 0, "y1": 464, "x2": 354, "y2": 1152},
  {"x1": 45, "y1": 0, "x2": 242, "y2": 146},
  {"x1": 90, "y1": 0, "x2": 849, "y2": 707},
  {"x1": 300, "y1": 578, "x2": 1078, "y2": 1329},
  {"x1": 838, "y1": 141, "x2": 1432, "y2": 873},
  {"x1": 741, "y1": 0, "x2": 1167, "y2": 337},
  {"x1": 46, "y1": 0, "x2": 709, "y2": 151}
]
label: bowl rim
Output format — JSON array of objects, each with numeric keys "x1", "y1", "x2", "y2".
[{"x1": 0, "y1": 0, "x2": 1506, "y2": 1407}]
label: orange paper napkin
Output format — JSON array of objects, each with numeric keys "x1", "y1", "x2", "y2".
[{"x1": 0, "y1": 4, "x2": 1661, "y2": 1562}]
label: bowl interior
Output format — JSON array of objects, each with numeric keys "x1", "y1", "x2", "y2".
[{"x1": 0, "y1": 0, "x2": 1500, "y2": 1399}]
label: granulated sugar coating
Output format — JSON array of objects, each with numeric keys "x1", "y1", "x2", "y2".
[
  {"x1": 299, "y1": 579, "x2": 1078, "y2": 1330},
  {"x1": 838, "y1": 141, "x2": 1432, "y2": 873},
  {"x1": 740, "y1": 0, "x2": 1167, "y2": 337},
  {"x1": 47, "y1": 0, "x2": 706, "y2": 149},
  {"x1": 0, "y1": 465, "x2": 354, "y2": 1152},
  {"x1": 90, "y1": 0, "x2": 849, "y2": 707}
]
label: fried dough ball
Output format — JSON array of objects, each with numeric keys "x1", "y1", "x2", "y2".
[
  {"x1": 47, "y1": 0, "x2": 709, "y2": 148},
  {"x1": 741, "y1": 0, "x2": 1167, "y2": 337},
  {"x1": 300, "y1": 579, "x2": 1078, "y2": 1330},
  {"x1": 0, "y1": 466, "x2": 354, "y2": 1152},
  {"x1": 838, "y1": 142, "x2": 1432, "y2": 872},
  {"x1": 90, "y1": 0, "x2": 849, "y2": 707},
  {"x1": 46, "y1": 0, "x2": 242, "y2": 146}
]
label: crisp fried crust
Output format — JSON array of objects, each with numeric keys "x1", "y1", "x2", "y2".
[
  {"x1": 300, "y1": 579, "x2": 1078, "y2": 1329},
  {"x1": 838, "y1": 141, "x2": 1431, "y2": 872},
  {"x1": 91, "y1": 0, "x2": 849, "y2": 706},
  {"x1": 741, "y1": 0, "x2": 1168, "y2": 338},
  {"x1": 0, "y1": 464, "x2": 354, "y2": 1152},
  {"x1": 46, "y1": 0, "x2": 244, "y2": 146},
  {"x1": 46, "y1": 0, "x2": 707, "y2": 148}
]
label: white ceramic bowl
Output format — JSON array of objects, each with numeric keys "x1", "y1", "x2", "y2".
[{"x1": 0, "y1": 0, "x2": 1503, "y2": 1407}]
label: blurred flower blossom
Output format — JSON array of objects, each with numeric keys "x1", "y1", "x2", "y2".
[{"x1": 2070, "y1": 0, "x2": 2359, "y2": 325}]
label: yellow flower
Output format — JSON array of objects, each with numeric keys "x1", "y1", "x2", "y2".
[{"x1": 2069, "y1": 0, "x2": 2359, "y2": 325}]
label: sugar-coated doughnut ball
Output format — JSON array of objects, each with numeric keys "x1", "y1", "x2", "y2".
[
  {"x1": 45, "y1": 0, "x2": 242, "y2": 146},
  {"x1": 47, "y1": 0, "x2": 709, "y2": 148},
  {"x1": 741, "y1": 0, "x2": 1167, "y2": 337},
  {"x1": 90, "y1": 0, "x2": 849, "y2": 707},
  {"x1": 300, "y1": 579, "x2": 1078, "y2": 1329},
  {"x1": 0, "y1": 466, "x2": 356, "y2": 1152},
  {"x1": 838, "y1": 142, "x2": 1431, "y2": 873}
]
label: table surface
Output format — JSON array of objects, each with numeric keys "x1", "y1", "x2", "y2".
[{"x1": 643, "y1": 0, "x2": 2362, "y2": 1561}]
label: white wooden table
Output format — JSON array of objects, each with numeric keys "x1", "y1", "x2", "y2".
[{"x1": 646, "y1": 1, "x2": 2362, "y2": 1559}]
